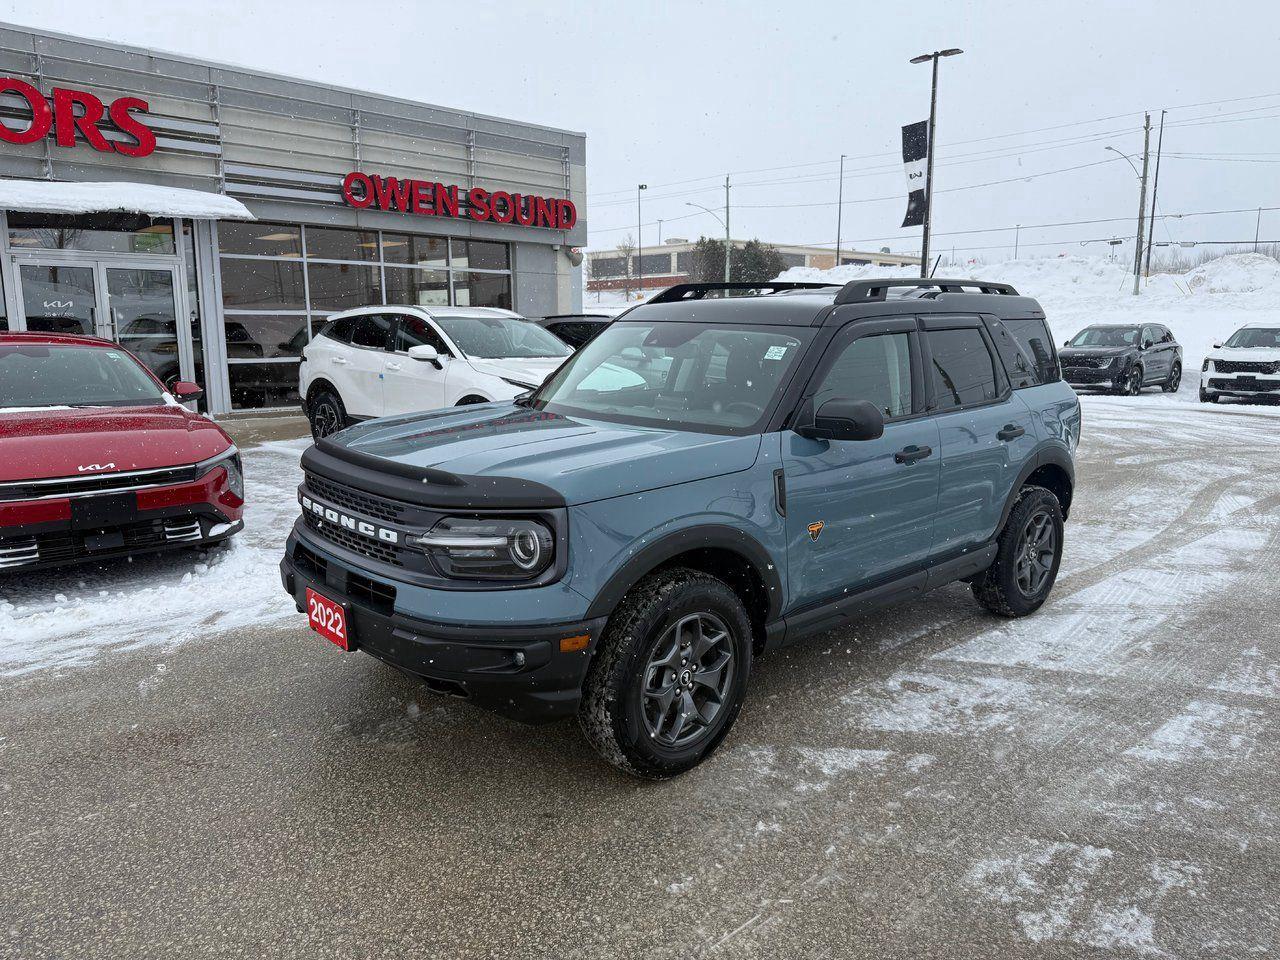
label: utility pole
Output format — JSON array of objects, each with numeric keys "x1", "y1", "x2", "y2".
[
  {"x1": 834, "y1": 154, "x2": 846, "y2": 270},
  {"x1": 1132, "y1": 114, "x2": 1151, "y2": 296},
  {"x1": 657, "y1": 219, "x2": 663, "y2": 245},
  {"x1": 909, "y1": 48, "x2": 963, "y2": 279},
  {"x1": 636, "y1": 184, "x2": 647, "y2": 299},
  {"x1": 1143, "y1": 110, "x2": 1166, "y2": 277},
  {"x1": 1255, "y1": 208, "x2": 1262, "y2": 253},
  {"x1": 1014, "y1": 224, "x2": 1020, "y2": 260},
  {"x1": 723, "y1": 174, "x2": 731, "y2": 283}
]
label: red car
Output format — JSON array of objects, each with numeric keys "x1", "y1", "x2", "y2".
[{"x1": 0, "y1": 332, "x2": 244, "y2": 572}]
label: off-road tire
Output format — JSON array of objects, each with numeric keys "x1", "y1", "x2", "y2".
[
  {"x1": 1162, "y1": 362, "x2": 1182, "y2": 393},
  {"x1": 972, "y1": 485, "x2": 1064, "y2": 618},
  {"x1": 578, "y1": 568, "x2": 752, "y2": 779},
  {"x1": 308, "y1": 389, "x2": 348, "y2": 441}
]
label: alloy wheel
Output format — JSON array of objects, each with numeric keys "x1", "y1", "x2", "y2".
[
  {"x1": 641, "y1": 613, "x2": 736, "y2": 748},
  {"x1": 313, "y1": 400, "x2": 341, "y2": 438},
  {"x1": 1169, "y1": 365, "x2": 1182, "y2": 391},
  {"x1": 1127, "y1": 368, "x2": 1143, "y2": 395},
  {"x1": 1015, "y1": 510, "x2": 1056, "y2": 597}
]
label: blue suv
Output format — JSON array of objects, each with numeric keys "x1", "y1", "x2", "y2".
[{"x1": 281, "y1": 279, "x2": 1080, "y2": 778}]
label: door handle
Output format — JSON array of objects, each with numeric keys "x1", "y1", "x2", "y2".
[
  {"x1": 331, "y1": 356, "x2": 348, "y2": 365},
  {"x1": 894, "y1": 444, "x2": 933, "y2": 464},
  {"x1": 997, "y1": 424, "x2": 1026, "y2": 442},
  {"x1": 386, "y1": 362, "x2": 403, "y2": 371}
]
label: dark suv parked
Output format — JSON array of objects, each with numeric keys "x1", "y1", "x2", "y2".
[
  {"x1": 281, "y1": 279, "x2": 1080, "y2": 777},
  {"x1": 1059, "y1": 323, "x2": 1183, "y2": 395}
]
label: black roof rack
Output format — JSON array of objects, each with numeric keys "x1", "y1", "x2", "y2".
[
  {"x1": 645, "y1": 281, "x2": 838, "y2": 304},
  {"x1": 834, "y1": 278, "x2": 1019, "y2": 305}
]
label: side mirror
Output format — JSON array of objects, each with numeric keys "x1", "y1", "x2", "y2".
[
  {"x1": 1142, "y1": 339, "x2": 1154, "y2": 350},
  {"x1": 798, "y1": 399, "x2": 885, "y2": 442},
  {"x1": 1063, "y1": 340, "x2": 1071, "y2": 348},
  {"x1": 1213, "y1": 342, "x2": 1223, "y2": 349},
  {"x1": 172, "y1": 380, "x2": 203, "y2": 402},
  {"x1": 408, "y1": 344, "x2": 443, "y2": 368}
]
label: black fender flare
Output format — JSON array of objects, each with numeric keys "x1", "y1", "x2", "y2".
[
  {"x1": 584, "y1": 523, "x2": 784, "y2": 623},
  {"x1": 998, "y1": 444, "x2": 1075, "y2": 531}
]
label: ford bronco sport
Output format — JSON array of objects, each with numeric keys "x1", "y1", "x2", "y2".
[{"x1": 280, "y1": 279, "x2": 1079, "y2": 778}]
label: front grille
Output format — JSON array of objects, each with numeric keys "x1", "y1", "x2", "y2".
[
  {"x1": 0, "y1": 516, "x2": 200, "y2": 569},
  {"x1": 1210, "y1": 377, "x2": 1277, "y2": 392},
  {"x1": 1065, "y1": 356, "x2": 1112, "y2": 369},
  {"x1": 0, "y1": 464, "x2": 200, "y2": 503},
  {"x1": 303, "y1": 511, "x2": 402, "y2": 566},
  {"x1": 304, "y1": 472, "x2": 404, "y2": 523},
  {"x1": 349, "y1": 572, "x2": 396, "y2": 615},
  {"x1": 1214, "y1": 359, "x2": 1280, "y2": 375}
]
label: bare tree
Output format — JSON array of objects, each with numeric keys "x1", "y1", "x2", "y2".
[{"x1": 616, "y1": 234, "x2": 636, "y2": 301}]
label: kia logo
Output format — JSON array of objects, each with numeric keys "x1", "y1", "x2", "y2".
[
  {"x1": 78, "y1": 462, "x2": 116, "y2": 472},
  {"x1": 44, "y1": 300, "x2": 74, "y2": 310}
]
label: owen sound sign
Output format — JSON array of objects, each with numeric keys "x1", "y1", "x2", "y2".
[{"x1": 341, "y1": 171, "x2": 577, "y2": 230}]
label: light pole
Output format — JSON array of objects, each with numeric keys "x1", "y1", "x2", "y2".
[
  {"x1": 636, "y1": 184, "x2": 647, "y2": 299},
  {"x1": 909, "y1": 47, "x2": 963, "y2": 279},
  {"x1": 1106, "y1": 118, "x2": 1151, "y2": 297},
  {"x1": 834, "y1": 154, "x2": 846, "y2": 270},
  {"x1": 687, "y1": 191, "x2": 732, "y2": 283}
]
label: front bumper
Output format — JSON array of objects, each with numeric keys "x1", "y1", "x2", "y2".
[
  {"x1": 1063, "y1": 366, "x2": 1121, "y2": 388},
  {"x1": 1202, "y1": 373, "x2": 1280, "y2": 397},
  {"x1": 281, "y1": 532, "x2": 607, "y2": 724},
  {"x1": 0, "y1": 464, "x2": 243, "y2": 573}
]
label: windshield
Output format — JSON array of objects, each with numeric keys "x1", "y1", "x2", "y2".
[
  {"x1": 1224, "y1": 327, "x2": 1280, "y2": 349},
  {"x1": 434, "y1": 314, "x2": 571, "y2": 359},
  {"x1": 528, "y1": 321, "x2": 814, "y2": 435},
  {"x1": 1068, "y1": 326, "x2": 1139, "y2": 348},
  {"x1": 0, "y1": 343, "x2": 165, "y2": 409}
]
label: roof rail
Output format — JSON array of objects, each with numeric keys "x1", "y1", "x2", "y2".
[
  {"x1": 833, "y1": 278, "x2": 1019, "y2": 305},
  {"x1": 645, "y1": 281, "x2": 838, "y2": 304}
]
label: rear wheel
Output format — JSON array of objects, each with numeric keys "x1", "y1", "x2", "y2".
[
  {"x1": 972, "y1": 486, "x2": 1064, "y2": 618},
  {"x1": 308, "y1": 389, "x2": 348, "y2": 440},
  {"x1": 1163, "y1": 362, "x2": 1182, "y2": 393},
  {"x1": 578, "y1": 568, "x2": 752, "y2": 779}
]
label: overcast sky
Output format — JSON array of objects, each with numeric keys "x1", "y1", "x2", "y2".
[{"x1": 4, "y1": 0, "x2": 1279, "y2": 263}]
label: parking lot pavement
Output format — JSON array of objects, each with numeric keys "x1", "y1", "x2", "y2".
[{"x1": 3, "y1": 396, "x2": 1279, "y2": 959}]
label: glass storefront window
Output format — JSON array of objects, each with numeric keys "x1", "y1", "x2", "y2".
[
  {"x1": 384, "y1": 266, "x2": 449, "y2": 306},
  {"x1": 0, "y1": 266, "x2": 7, "y2": 331},
  {"x1": 453, "y1": 271, "x2": 513, "y2": 310},
  {"x1": 181, "y1": 222, "x2": 206, "y2": 408},
  {"x1": 224, "y1": 315, "x2": 310, "y2": 359},
  {"x1": 220, "y1": 259, "x2": 306, "y2": 311},
  {"x1": 218, "y1": 222, "x2": 303, "y2": 258},
  {"x1": 305, "y1": 226, "x2": 379, "y2": 262},
  {"x1": 382, "y1": 233, "x2": 448, "y2": 268},
  {"x1": 451, "y1": 239, "x2": 509, "y2": 271},
  {"x1": 227, "y1": 362, "x2": 302, "y2": 409},
  {"x1": 306, "y1": 262, "x2": 380, "y2": 312},
  {"x1": 7, "y1": 213, "x2": 175, "y2": 255}
]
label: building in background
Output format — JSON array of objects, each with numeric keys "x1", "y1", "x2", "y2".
[
  {"x1": 585, "y1": 239, "x2": 919, "y2": 295},
  {"x1": 0, "y1": 23, "x2": 586, "y2": 412}
]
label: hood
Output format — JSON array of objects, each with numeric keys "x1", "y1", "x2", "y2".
[
  {"x1": 0, "y1": 403, "x2": 232, "y2": 483},
  {"x1": 1059, "y1": 345, "x2": 1133, "y2": 358},
  {"x1": 465, "y1": 356, "x2": 567, "y2": 387},
  {"x1": 335, "y1": 403, "x2": 763, "y2": 506},
  {"x1": 1207, "y1": 346, "x2": 1280, "y2": 363}
]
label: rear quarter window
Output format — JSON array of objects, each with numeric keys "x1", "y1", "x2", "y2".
[{"x1": 988, "y1": 317, "x2": 1060, "y2": 388}]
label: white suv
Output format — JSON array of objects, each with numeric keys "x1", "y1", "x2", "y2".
[
  {"x1": 300, "y1": 306, "x2": 571, "y2": 438},
  {"x1": 1199, "y1": 321, "x2": 1280, "y2": 404}
]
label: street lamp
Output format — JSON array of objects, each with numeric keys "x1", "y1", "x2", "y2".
[
  {"x1": 1105, "y1": 145, "x2": 1141, "y2": 179},
  {"x1": 636, "y1": 184, "x2": 647, "y2": 299},
  {"x1": 1106, "y1": 114, "x2": 1152, "y2": 298},
  {"x1": 687, "y1": 199, "x2": 732, "y2": 283},
  {"x1": 909, "y1": 48, "x2": 963, "y2": 279}
]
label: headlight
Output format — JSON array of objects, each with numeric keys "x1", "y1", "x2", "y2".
[
  {"x1": 501, "y1": 376, "x2": 539, "y2": 391},
  {"x1": 1202, "y1": 359, "x2": 1212, "y2": 372},
  {"x1": 220, "y1": 452, "x2": 244, "y2": 500},
  {"x1": 409, "y1": 516, "x2": 553, "y2": 580}
]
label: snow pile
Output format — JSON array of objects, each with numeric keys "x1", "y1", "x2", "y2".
[
  {"x1": 778, "y1": 253, "x2": 1280, "y2": 390},
  {"x1": 0, "y1": 438, "x2": 304, "y2": 676},
  {"x1": 0, "y1": 179, "x2": 254, "y2": 220}
]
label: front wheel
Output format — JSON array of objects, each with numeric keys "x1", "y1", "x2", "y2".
[
  {"x1": 1163, "y1": 362, "x2": 1182, "y2": 393},
  {"x1": 1122, "y1": 365, "x2": 1144, "y2": 396},
  {"x1": 972, "y1": 486, "x2": 1064, "y2": 618},
  {"x1": 578, "y1": 568, "x2": 752, "y2": 779}
]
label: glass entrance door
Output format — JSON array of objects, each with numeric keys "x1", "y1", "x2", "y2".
[
  {"x1": 105, "y1": 266, "x2": 183, "y2": 388},
  {"x1": 15, "y1": 260, "x2": 187, "y2": 388},
  {"x1": 17, "y1": 262, "x2": 100, "y2": 338}
]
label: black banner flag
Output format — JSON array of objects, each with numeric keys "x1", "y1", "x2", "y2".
[{"x1": 901, "y1": 120, "x2": 928, "y2": 228}]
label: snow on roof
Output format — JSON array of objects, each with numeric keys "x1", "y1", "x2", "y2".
[{"x1": 0, "y1": 179, "x2": 254, "y2": 221}]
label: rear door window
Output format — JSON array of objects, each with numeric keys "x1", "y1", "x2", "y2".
[
  {"x1": 348, "y1": 314, "x2": 393, "y2": 350},
  {"x1": 926, "y1": 328, "x2": 999, "y2": 410}
]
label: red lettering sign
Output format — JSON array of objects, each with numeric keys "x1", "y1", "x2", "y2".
[
  {"x1": 342, "y1": 171, "x2": 576, "y2": 230},
  {"x1": 0, "y1": 77, "x2": 156, "y2": 157}
]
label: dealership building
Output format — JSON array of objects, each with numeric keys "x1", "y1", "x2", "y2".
[{"x1": 0, "y1": 23, "x2": 587, "y2": 412}]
